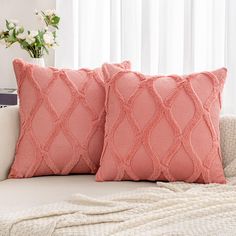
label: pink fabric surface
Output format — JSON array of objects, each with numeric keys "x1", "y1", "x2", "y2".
[
  {"x1": 96, "y1": 64, "x2": 227, "y2": 183},
  {"x1": 9, "y1": 59, "x2": 130, "y2": 178}
]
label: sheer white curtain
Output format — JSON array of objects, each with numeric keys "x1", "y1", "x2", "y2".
[{"x1": 56, "y1": 0, "x2": 236, "y2": 114}]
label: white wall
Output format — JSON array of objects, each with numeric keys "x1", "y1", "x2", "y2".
[{"x1": 0, "y1": 0, "x2": 56, "y2": 88}]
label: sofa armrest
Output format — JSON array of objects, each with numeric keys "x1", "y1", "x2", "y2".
[
  {"x1": 220, "y1": 115, "x2": 236, "y2": 178},
  {"x1": 0, "y1": 106, "x2": 19, "y2": 181}
]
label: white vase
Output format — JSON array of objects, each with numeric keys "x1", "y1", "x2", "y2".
[{"x1": 29, "y1": 58, "x2": 45, "y2": 67}]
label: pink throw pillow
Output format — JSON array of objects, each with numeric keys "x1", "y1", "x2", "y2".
[
  {"x1": 96, "y1": 64, "x2": 227, "y2": 184},
  {"x1": 9, "y1": 59, "x2": 130, "y2": 178}
]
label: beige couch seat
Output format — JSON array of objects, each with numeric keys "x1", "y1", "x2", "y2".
[{"x1": 0, "y1": 175, "x2": 155, "y2": 214}]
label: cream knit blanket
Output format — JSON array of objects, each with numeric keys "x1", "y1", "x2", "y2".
[{"x1": 1, "y1": 178, "x2": 236, "y2": 236}]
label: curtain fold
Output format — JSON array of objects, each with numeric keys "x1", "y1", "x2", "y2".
[{"x1": 56, "y1": 0, "x2": 236, "y2": 114}]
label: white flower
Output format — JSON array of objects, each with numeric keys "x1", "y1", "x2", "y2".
[
  {"x1": 43, "y1": 31, "x2": 54, "y2": 45},
  {"x1": 29, "y1": 30, "x2": 38, "y2": 37},
  {"x1": 25, "y1": 35, "x2": 35, "y2": 44},
  {"x1": 8, "y1": 19, "x2": 18, "y2": 28},
  {"x1": 51, "y1": 42, "x2": 58, "y2": 49},
  {"x1": 16, "y1": 26, "x2": 24, "y2": 33},
  {"x1": 44, "y1": 9, "x2": 56, "y2": 16},
  {"x1": 51, "y1": 39, "x2": 59, "y2": 49},
  {"x1": 8, "y1": 23, "x2": 15, "y2": 29},
  {"x1": 17, "y1": 33, "x2": 26, "y2": 40},
  {"x1": 15, "y1": 26, "x2": 23, "y2": 32},
  {"x1": 8, "y1": 29, "x2": 14, "y2": 36}
]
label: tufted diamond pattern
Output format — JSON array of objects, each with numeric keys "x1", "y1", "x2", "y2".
[
  {"x1": 96, "y1": 64, "x2": 227, "y2": 183},
  {"x1": 9, "y1": 59, "x2": 130, "y2": 178}
]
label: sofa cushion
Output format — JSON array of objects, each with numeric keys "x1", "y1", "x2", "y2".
[
  {"x1": 0, "y1": 175, "x2": 155, "y2": 213},
  {"x1": 8, "y1": 59, "x2": 130, "y2": 178},
  {"x1": 96, "y1": 64, "x2": 227, "y2": 183}
]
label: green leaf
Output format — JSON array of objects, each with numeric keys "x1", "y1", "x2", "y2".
[
  {"x1": 41, "y1": 11, "x2": 46, "y2": 17},
  {"x1": 20, "y1": 40, "x2": 30, "y2": 49},
  {"x1": 6, "y1": 20, "x2": 10, "y2": 30},
  {"x1": 51, "y1": 25, "x2": 58, "y2": 29},
  {"x1": 35, "y1": 35, "x2": 43, "y2": 47},
  {"x1": 12, "y1": 29, "x2": 16, "y2": 38},
  {"x1": 7, "y1": 34, "x2": 17, "y2": 43},
  {"x1": 18, "y1": 27, "x2": 24, "y2": 34},
  {"x1": 36, "y1": 31, "x2": 44, "y2": 46},
  {"x1": 43, "y1": 45, "x2": 49, "y2": 54},
  {"x1": 52, "y1": 16, "x2": 60, "y2": 24}
]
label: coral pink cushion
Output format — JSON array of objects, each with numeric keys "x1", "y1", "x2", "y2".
[
  {"x1": 9, "y1": 59, "x2": 130, "y2": 178},
  {"x1": 96, "y1": 64, "x2": 227, "y2": 183}
]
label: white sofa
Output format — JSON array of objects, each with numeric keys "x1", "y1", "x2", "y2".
[{"x1": 0, "y1": 106, "x2": 235, "y2": 214}]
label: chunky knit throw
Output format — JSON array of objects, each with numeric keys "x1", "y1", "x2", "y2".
[{"x1": 1, "y1": 178, "x2": 236, "y2": 236}]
